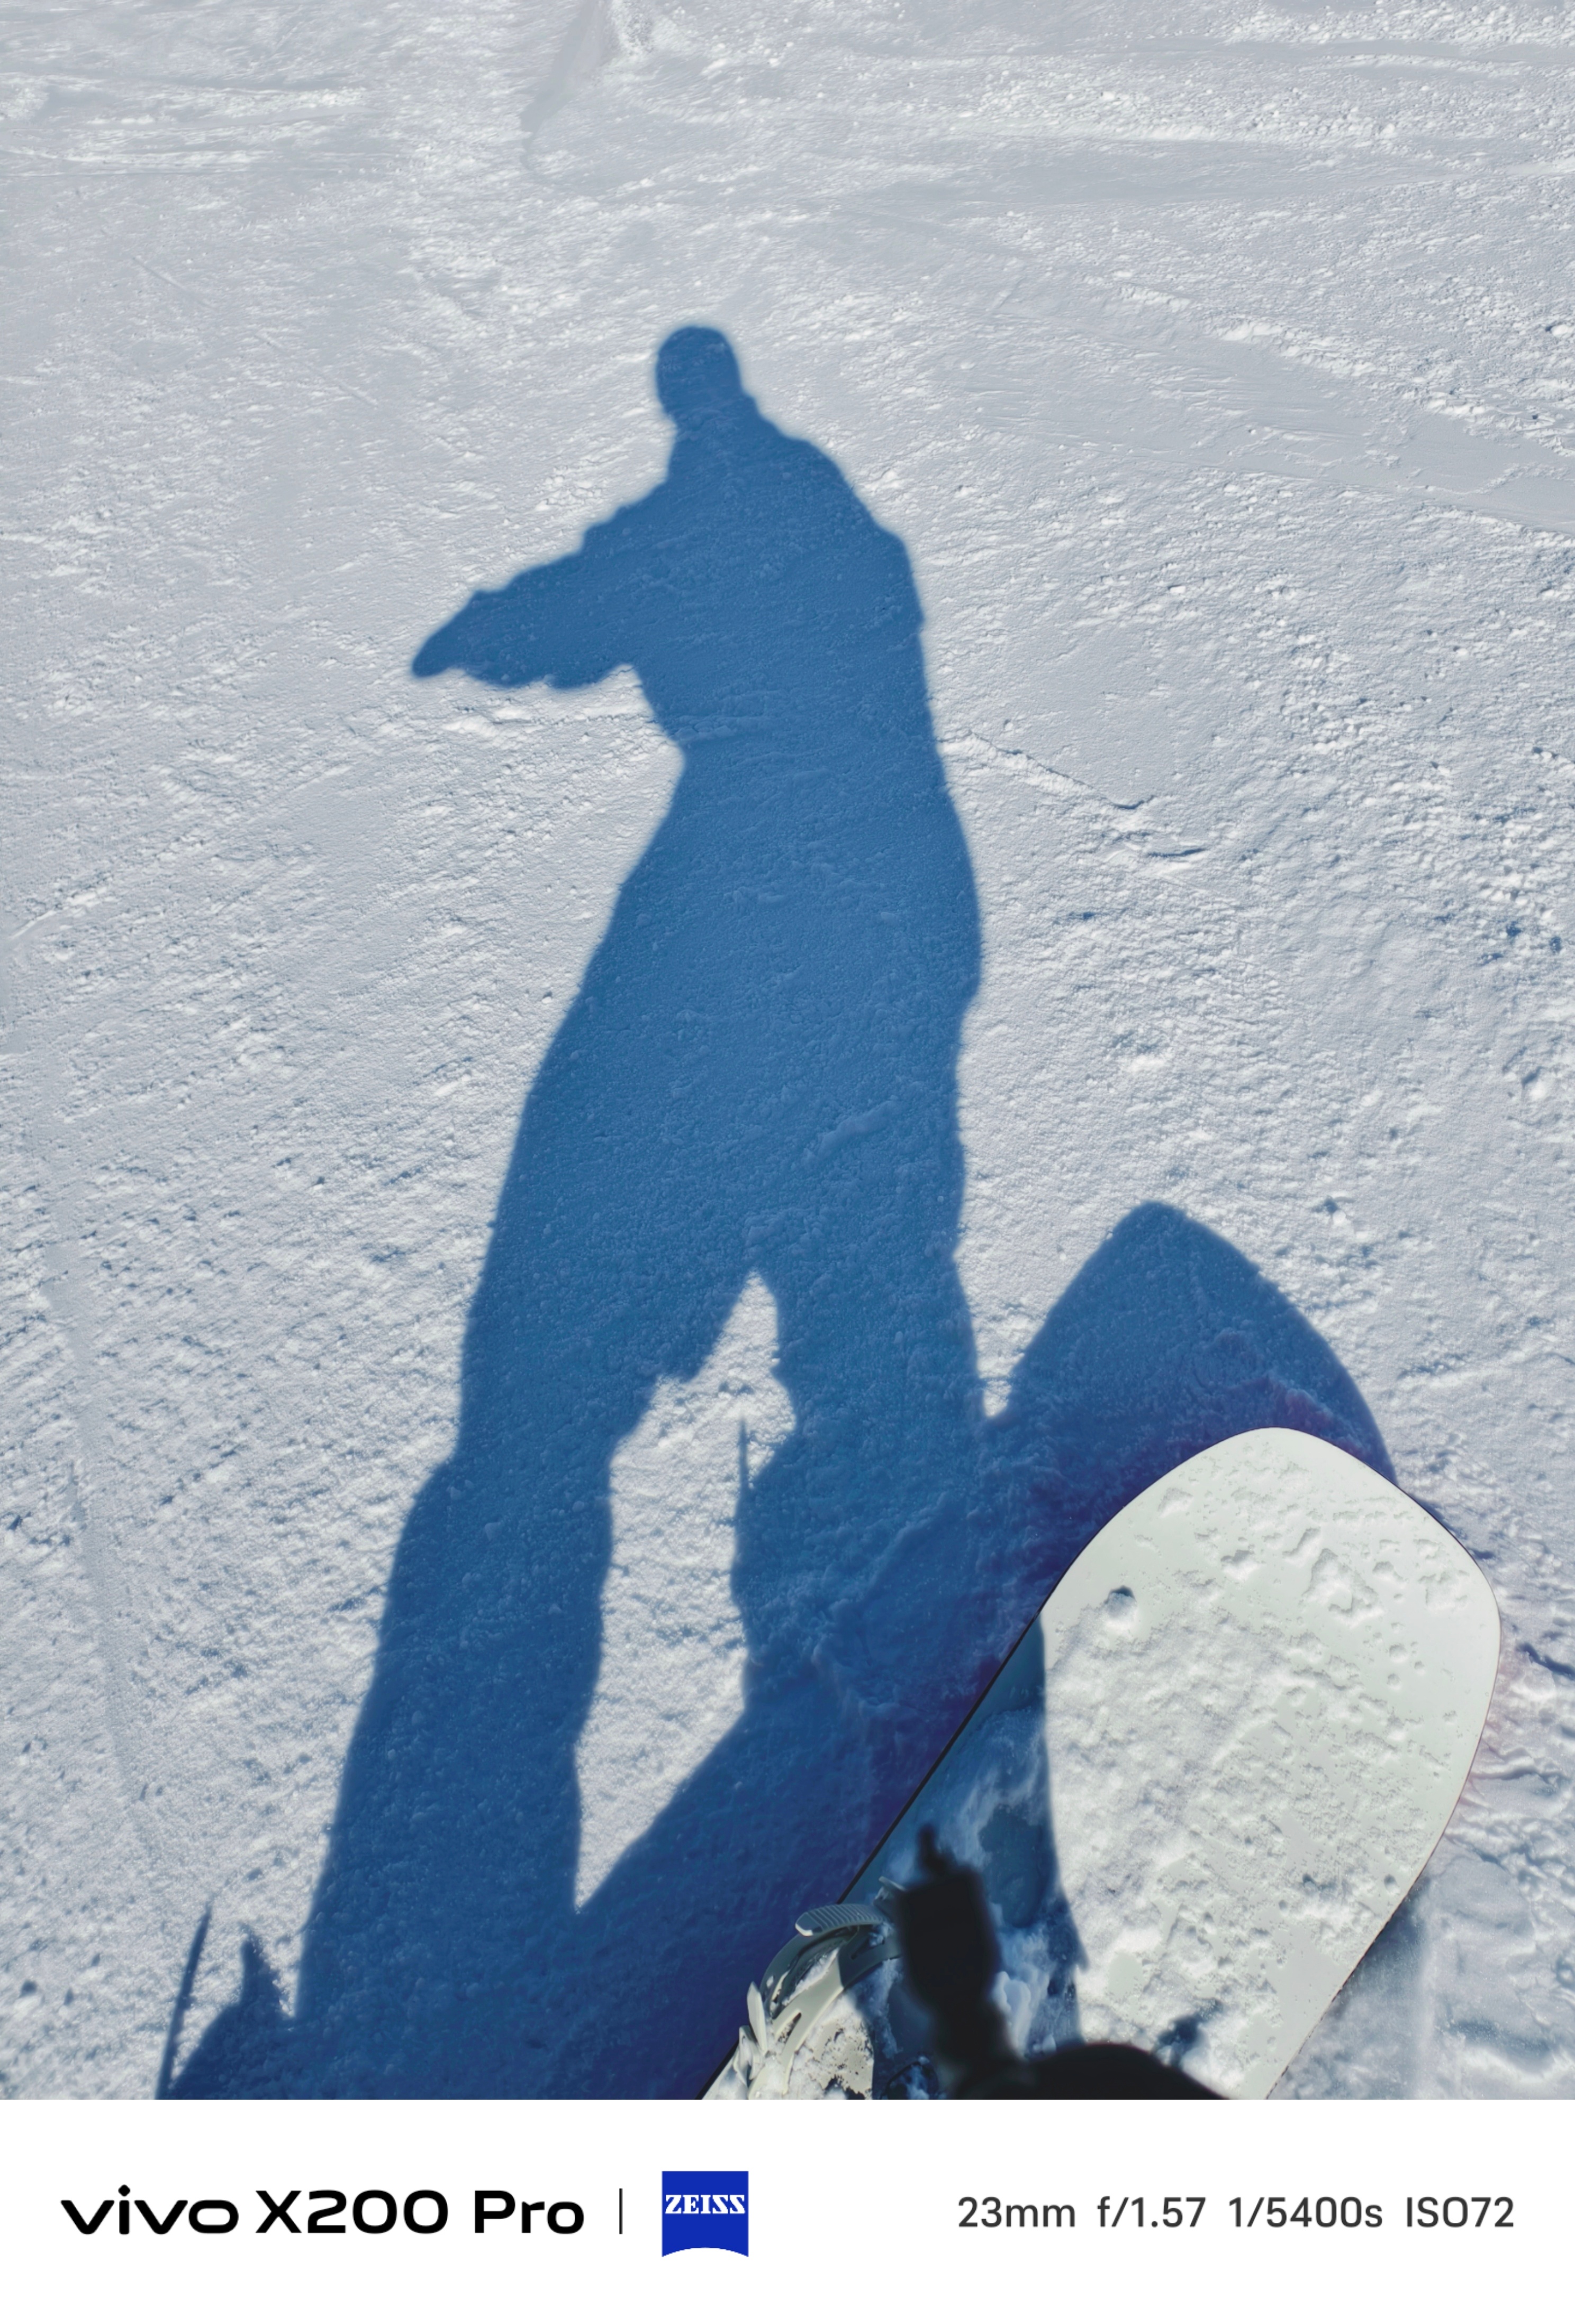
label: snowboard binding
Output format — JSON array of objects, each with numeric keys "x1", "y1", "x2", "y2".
[{"x1": 709, "y1": 1889, "x2": 927, "y2": 2099}]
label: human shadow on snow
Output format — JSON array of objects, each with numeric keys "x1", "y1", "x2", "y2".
[{"x1": 171, "y1": 331, "x2": 1389, "y2": 2099}]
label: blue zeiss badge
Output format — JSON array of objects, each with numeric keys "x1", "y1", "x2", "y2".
[{"x1": 661, "y1": 2172, "x2": 748, "y2": 2257}]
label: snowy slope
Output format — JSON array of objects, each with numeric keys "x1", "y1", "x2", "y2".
[{"x1": 4, "y1": 0, "x2": 1575, "y2": 2097}]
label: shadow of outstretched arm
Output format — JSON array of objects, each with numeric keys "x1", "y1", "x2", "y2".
[{"x1": 411, "y1": 526, "x2": 632, "y2": 691}]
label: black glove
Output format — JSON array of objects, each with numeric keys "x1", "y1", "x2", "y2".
[
  {"x1": 886, "y1": 1829, "x2": 1018, "y2": 2096},
  {"x1": 890, "y1": 1828, "x2": 1216, "y2": 2100}
]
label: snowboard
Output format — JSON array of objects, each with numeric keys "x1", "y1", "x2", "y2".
[{"x1": 707, "y1": 1428, "x2": 1500, "y2": 2099}]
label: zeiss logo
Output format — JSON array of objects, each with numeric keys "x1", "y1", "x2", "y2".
[{"x1": 661, "y1": 2172, "x2": 748, "y2": 2257}]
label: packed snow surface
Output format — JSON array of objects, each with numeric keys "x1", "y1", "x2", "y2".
[{"x1": 5, "y1": 0, "x2": 1575, "y2": 2098}]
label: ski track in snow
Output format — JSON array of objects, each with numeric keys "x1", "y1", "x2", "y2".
[{"x1": 5, "y1": 0, "x2": 1575, "y2": 2095}]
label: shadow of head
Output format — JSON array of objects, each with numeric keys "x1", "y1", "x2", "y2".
[{"x1": 655, "y1": 324, "x2": 748, "y2": 433}]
